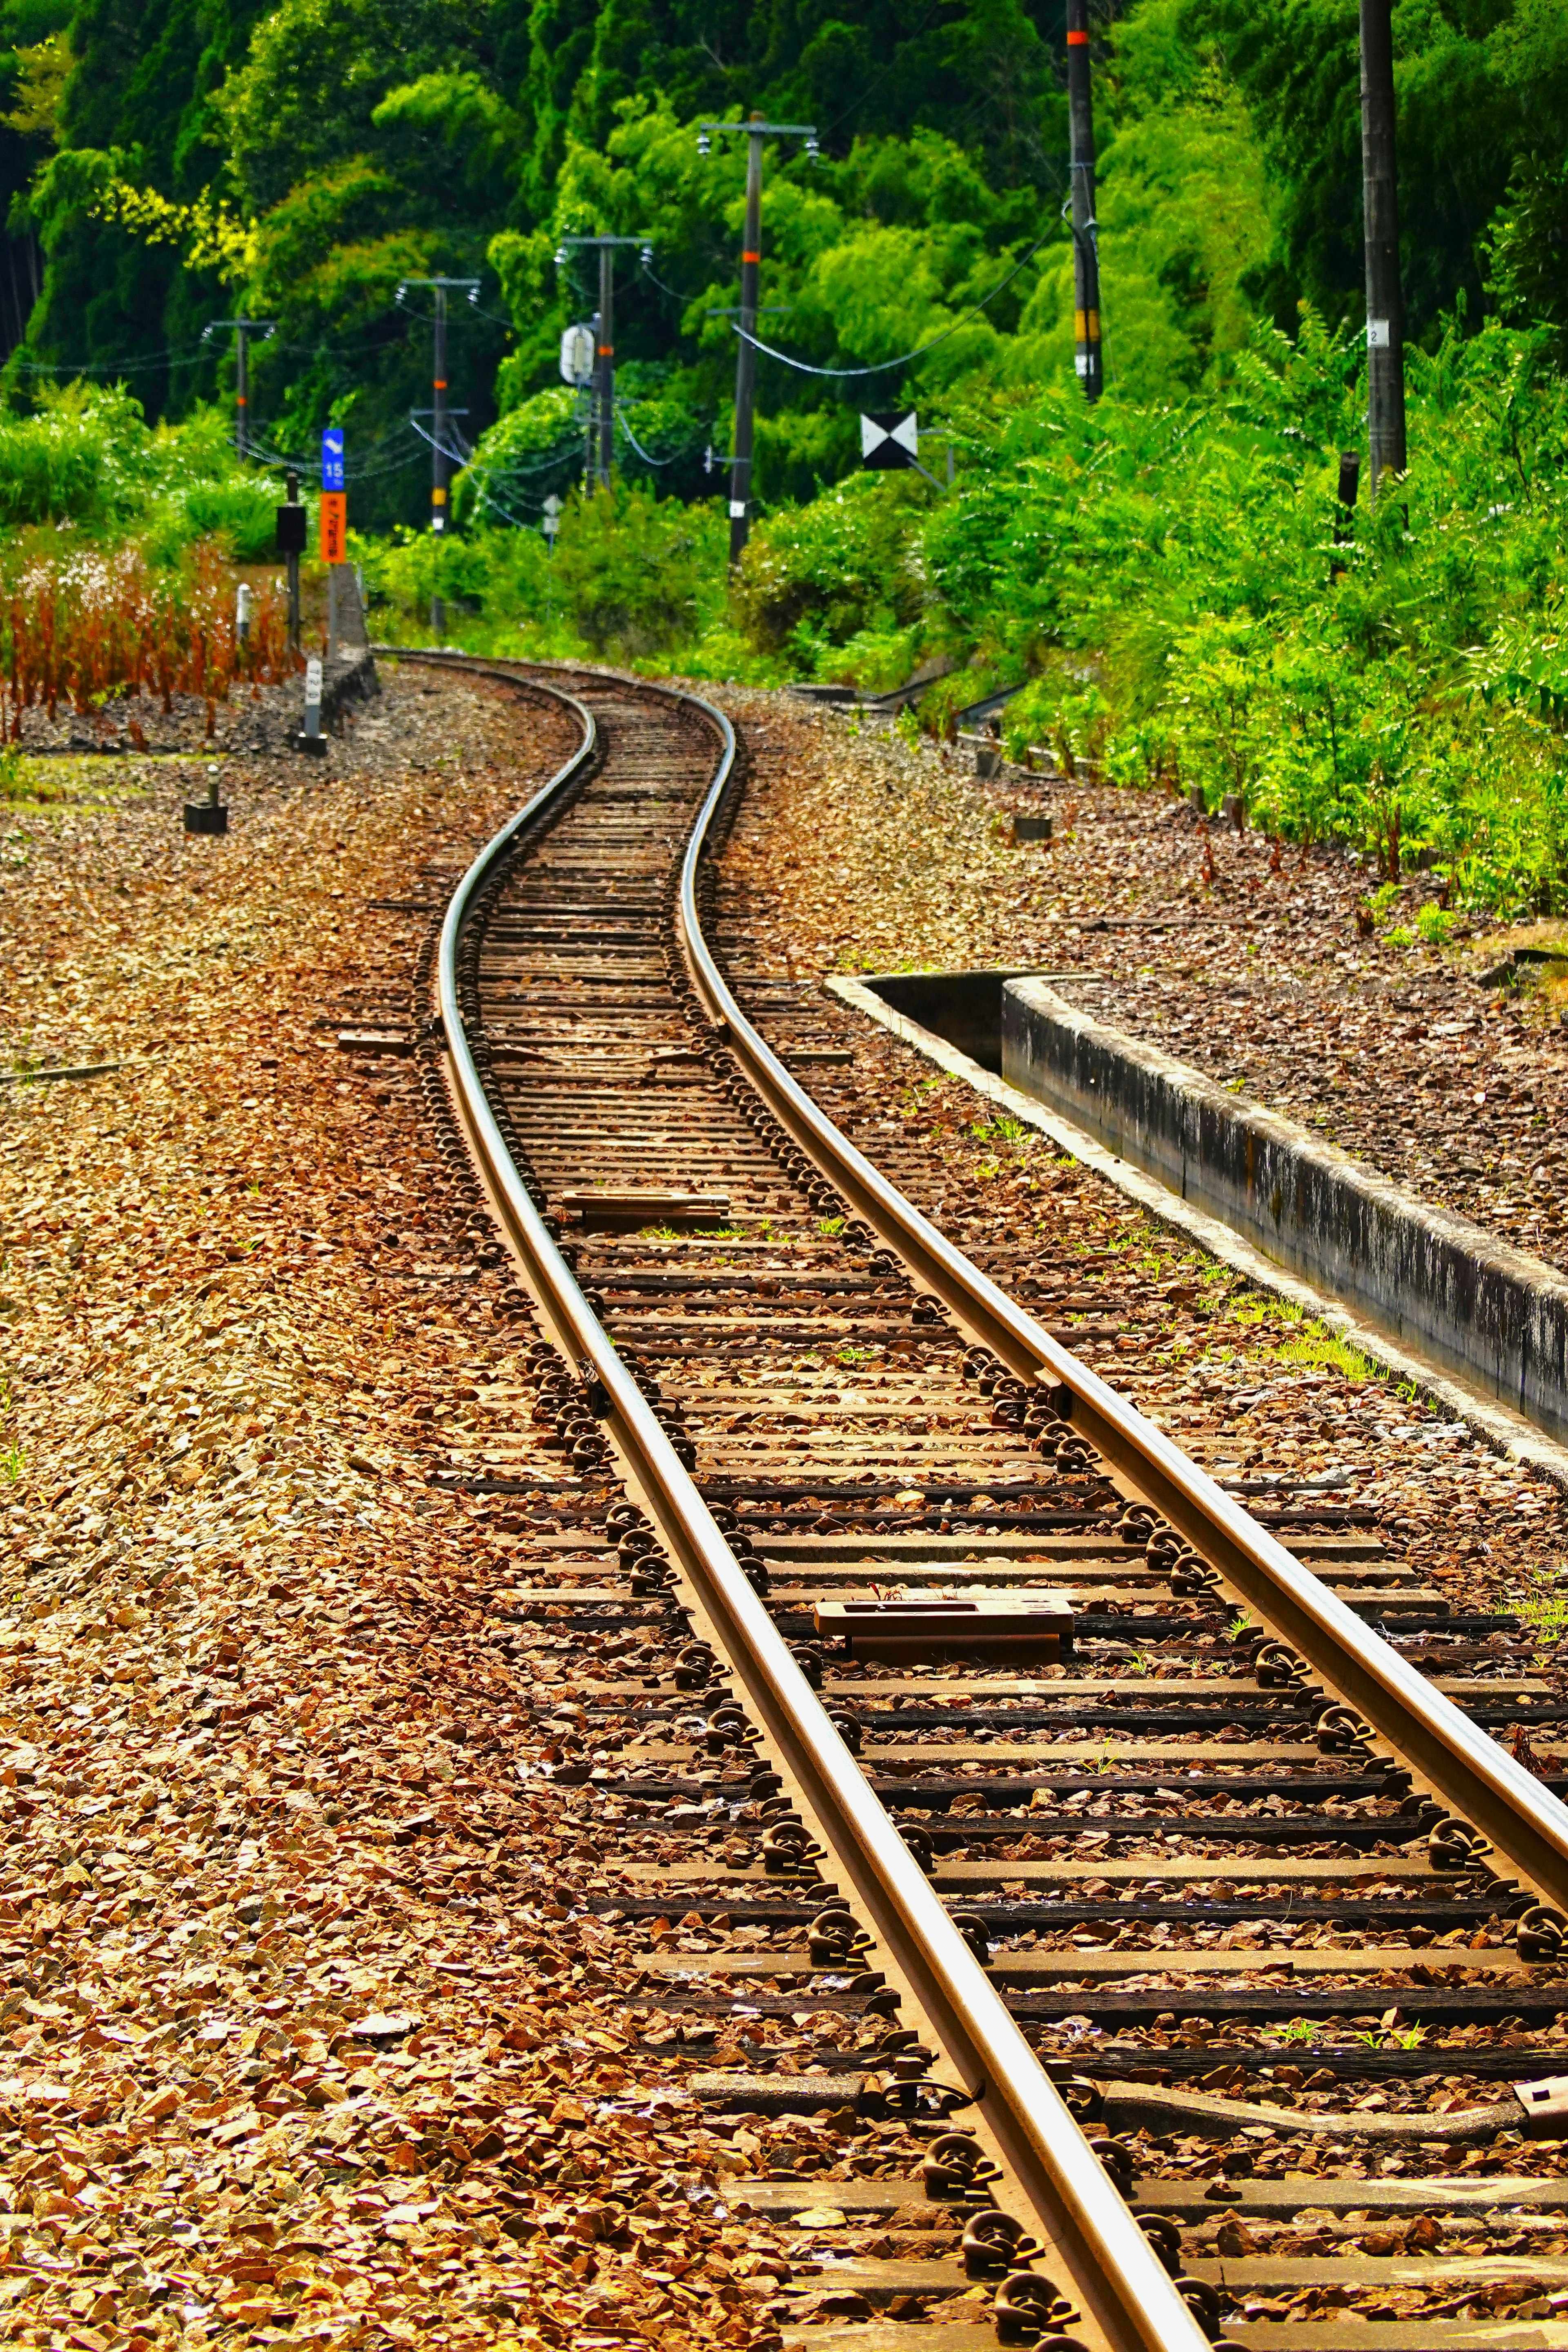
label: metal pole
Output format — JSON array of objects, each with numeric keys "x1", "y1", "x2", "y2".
[
  {"x1": 586, "y1": 310, "x2": 598, "y2": 492},
  {"x1": 431, "y1": 285, "x2": 447, "y2": 634},
  {"x1": 728, "y1": 119, "x2": 765, "y2": 565},
  {"x1": 1066, "y1": 0, "x2": 1102, "y2": 402},
  {"x1": 598, "y1": 248, "x2": 615, "y2": 490},
  {"x1": 285, "y1": 468, "x2": 301, "y2": 659},
  {"x1": 1359, "y1": 0, "x2": 1405, "y2": 497},
  {"x1": 235, "y1": 326, "x2": 249, "y2": 462}
]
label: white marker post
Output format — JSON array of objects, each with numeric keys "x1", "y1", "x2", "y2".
[
  {"x1": 236, "y1": 581, "x2": 252, "y2": 646},
  {"x1": 298, "y1": 655, "x2": 326, "y2": 759},
  {"x1": 542, "y1": 492, "x2": 561, "y2": 624}
]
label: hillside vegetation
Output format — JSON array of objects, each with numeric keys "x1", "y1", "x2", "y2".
[{"x1": 4, "y1": 0, "x2": 1568, "y2": 903}]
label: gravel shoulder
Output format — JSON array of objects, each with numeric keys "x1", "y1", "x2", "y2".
[
  {"x1": 710, "y1": 694, "x2": 1568, "y2": 1277},
  {"x1": 0, "y1": 671, "x2": 794, "y2": 2352}
]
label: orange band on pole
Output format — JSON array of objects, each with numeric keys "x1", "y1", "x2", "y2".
[
  {"x1": 1067, "y1": 27, "x2": 1089, "y2": 40},
  {"x1": 742, "y1": 251, "x2": 761, "y2": 263},
  {"x1": 434, "y1": 379, "x2": 447, "y2": 389}
]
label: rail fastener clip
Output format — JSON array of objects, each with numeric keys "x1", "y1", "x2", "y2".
[{"x1": 813, "y1": 1591, "x2": 1075, "y2": 1661}]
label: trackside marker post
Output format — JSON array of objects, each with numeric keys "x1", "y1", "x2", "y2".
[
  {"x1": 298, "y1": 656, "x2": 326, "y2": 760},
  {"x1": 183, "y1": 758, "x2": 227, "y2": 837}
]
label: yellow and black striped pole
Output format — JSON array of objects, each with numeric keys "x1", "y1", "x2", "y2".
[{"x1": 1066, "y1": 0, "x2": 1102, "y2": 402}]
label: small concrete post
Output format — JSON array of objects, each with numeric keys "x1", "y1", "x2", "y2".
[{"x1": 298, "y1": 655, "x2": 326, "y2": 759}]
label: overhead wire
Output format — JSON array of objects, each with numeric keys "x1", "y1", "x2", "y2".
[
  {"x1": 615, "y1": 406, "x2": 682, "y2": 467},
  {"x1": 729, "y1": 224, "x2": 1054, "y2": 378}
]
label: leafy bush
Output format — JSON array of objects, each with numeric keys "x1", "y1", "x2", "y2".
[
  {"x1": 550, "y1": 481, "x2": 715, "y2": 657},
  {"x1": 178, "y1": 478, "x2": 288, "y2": 562},
  {"x1": 735, "y1": 314, "x2": 1568, "y2": 913}
]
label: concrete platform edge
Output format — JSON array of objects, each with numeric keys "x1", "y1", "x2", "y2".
[{"x1": 825, "y1": 971, "x2": 1568, "y2": 1497}]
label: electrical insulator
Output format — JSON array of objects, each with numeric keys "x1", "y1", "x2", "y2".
[
  {"x1": 805, "y1": 131, "x2": 820, "y2": 162},
  {"x1": 696, "y1": 129, "x2": 710, "y2": 157}
]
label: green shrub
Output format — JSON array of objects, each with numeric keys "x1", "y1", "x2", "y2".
[
  {"x1": 178, "y1": 479, "x2": 287, "y2": 562},
  {"x1": 551, "y1": 481, "x2": 715, "y2": 658}
]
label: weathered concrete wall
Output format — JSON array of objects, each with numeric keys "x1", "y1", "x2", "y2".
[
  {"x1": 863, "y1": 970, "x2": 1041, "y2": 1075},
  {"x1": 1000, "y1": 978, "x2": 1568, "y2": 1440},
  {"x1": 322, "y1": 648, "x2": 379, "y2": 735}
]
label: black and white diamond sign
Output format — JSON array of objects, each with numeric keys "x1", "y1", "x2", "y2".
[{"x1": 860, "y1": 410, "x2": 919, "y2": 469}]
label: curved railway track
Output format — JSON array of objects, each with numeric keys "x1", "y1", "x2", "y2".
[{"x1": 394, "y1": 648, "x2": 1568, "y2": 2352}]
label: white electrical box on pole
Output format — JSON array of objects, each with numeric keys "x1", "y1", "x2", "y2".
[{"x1": 559, "y1": 324, "x2": 595, "y2": 385}]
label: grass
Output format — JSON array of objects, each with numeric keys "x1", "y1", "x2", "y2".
[
  {"x1": 1274, "y1": 1331, "x2": 1376, "y2": 1382},
  {"x1": 1, "y1": 1441, "x2": 22, "y2": 1484},
  {"x1": 1519, "y1": 1578, "x2": 1568, "y2": 1649}
]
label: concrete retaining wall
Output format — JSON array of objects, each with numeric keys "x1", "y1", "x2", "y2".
[
  {"x1": 322, "y1": 648, "x2": 379, "y2": 734},
  {"x1": 1000, "y1": 978, "x2": 1568, "y2": 1439}
]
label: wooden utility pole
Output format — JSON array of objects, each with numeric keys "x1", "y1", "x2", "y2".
[
  {"x1": 398, "y1": 275, "x2": 481, "y2": 632},
  {"x1": 697, "y1": 115, "x2": 818, "y2": 563},
  {"x1": 1065, "y1": 0, "x2": 1102, "y2": 402},
  {"x1": 555, "y1": 236, "x2": 652, "y2": 491},
  {"x1": 1359, "y1": 0, "x2": 1405, "y2": 495},
  {"x1": 598, "y1": 245, "x2": 615, "y2": 489},
  {"x1": 202, "y1": 318, "x2": 275, "y2": 459}
]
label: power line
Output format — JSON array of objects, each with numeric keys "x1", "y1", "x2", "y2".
[
  {"x1": 615, "y1": 406, "x2": 680, "y2": 468},
  {"x1": 730, "y1": 226, "x2": 1054, "y2": 378}
]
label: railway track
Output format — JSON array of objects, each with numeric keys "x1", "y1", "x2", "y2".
[{"x1": 399, "y1": 648, "x2": 1568, "y2": 2352}]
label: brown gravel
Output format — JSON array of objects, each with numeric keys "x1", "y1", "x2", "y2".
[
  {"x1": 0, "y1": 670, "x2": 797, "y2": 2352},
  {"x1": 714, "y1": 696, "x2": 1568, "y2": 1275},
  {"x1": 711, "y1": 692, "x2": 1568, "y2": 1650}
]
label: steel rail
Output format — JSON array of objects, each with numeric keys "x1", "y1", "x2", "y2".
[
  {"x1": 671, "y1": 695, "x2": 1568, "y2": 1924},
  {"x1": 428, "y1": 657, "x2": 1210, "y2": 2352}
]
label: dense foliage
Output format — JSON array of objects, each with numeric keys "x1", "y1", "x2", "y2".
[
  {"x1": 1, "y1": 0, "x2": 1567, "y2": 527},
  {"x1": 0, "y1": 0, "x2": 1567, "y2": 909}
]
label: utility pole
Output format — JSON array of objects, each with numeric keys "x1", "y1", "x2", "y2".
[
  {"x1": 1065, "y1": 0, "x2": 1102, "y2": 402},
  {"x1": 201, "y1": 318, "x2": 276, "y2": 459},
  {"x1": 1359, "y1": 0, "x2": 1406, "y2": 496},
  {"x1": 397, "y1": 275, "x2": 480, "y2": 634},
  {"x1": 554, "y1": 236, "x2": 653, "y2": 491},
  {"x1": 696, "y1": 115, "x2": 818, "y2": 563}
]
